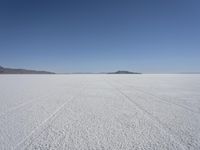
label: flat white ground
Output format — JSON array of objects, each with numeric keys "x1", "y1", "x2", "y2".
[{"x1": 0, "y1": 74, "x2": 200, "y2": 150}]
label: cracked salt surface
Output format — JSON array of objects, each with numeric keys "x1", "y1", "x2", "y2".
[{"x1": 0, "y1": 74, "x2": 200, "y2": 150}]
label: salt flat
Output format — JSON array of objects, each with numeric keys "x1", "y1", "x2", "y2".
[{"x1": 0, "y1": 74, "x2": 200, "y2": 150}]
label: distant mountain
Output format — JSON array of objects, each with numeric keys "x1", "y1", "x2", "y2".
[
  {"x1": 108, "y1": 70, "x2": 141, "y2": 74},
  {"x1": 179, "y1": 72, "x2": 200, "y2": 74},
  {"x1": 0, "y1": 66, "x2": 55, "y2": 74}
]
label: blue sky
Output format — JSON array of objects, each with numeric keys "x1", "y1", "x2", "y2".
[{"x1": 0, "y1": 0, "x2": 200, "y2": 73}]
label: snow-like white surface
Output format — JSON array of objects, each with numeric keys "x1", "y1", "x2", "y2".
[{"x1": 0, "y1": 74, "x2": 200, "y2": 150}]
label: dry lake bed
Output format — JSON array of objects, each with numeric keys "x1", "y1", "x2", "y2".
[{"x1": 0, "y1": 74, "x2": 200, "y2": 150}]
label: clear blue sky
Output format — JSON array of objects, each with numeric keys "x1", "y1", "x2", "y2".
[{"x1": 0, "y1": 0, "x2": 200, "y2": 73}]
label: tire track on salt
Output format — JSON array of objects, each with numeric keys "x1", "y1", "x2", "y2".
[
  {"x1": 115, "y1": 79, "x2": 200, "y2": 115},
  {"x1": 104, "y1": 79, "x2": 187, "y2": 150},
  {"x1": 14, "y1": 85, "x2": 85, "y2": 150}
]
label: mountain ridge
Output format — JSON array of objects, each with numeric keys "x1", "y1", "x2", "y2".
[{"x1": 0, "y1": 66, "x2": 55, "y2": 74}]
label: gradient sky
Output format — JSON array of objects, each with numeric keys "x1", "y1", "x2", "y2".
[{"x1": 0, "y1": 0, "x2": 200, "y2": 73}]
